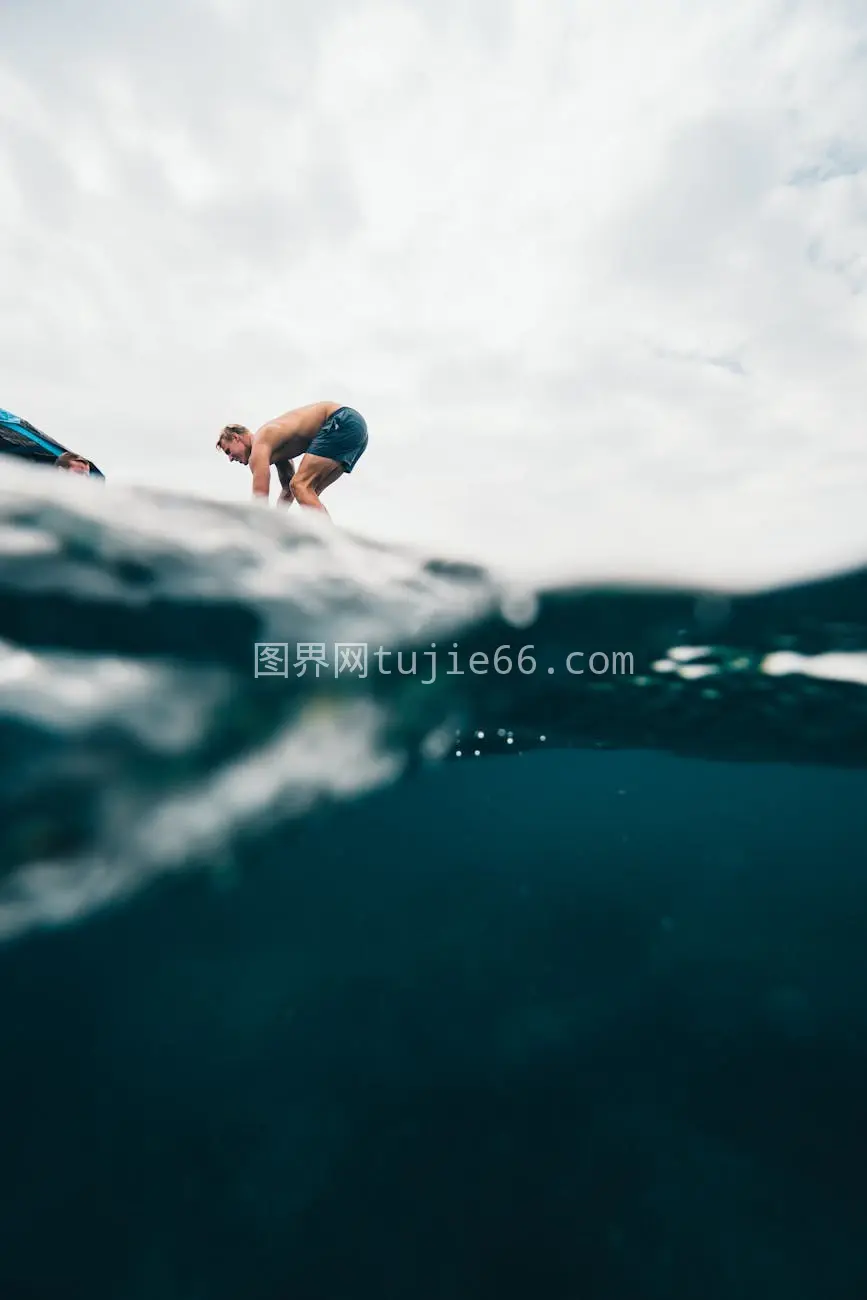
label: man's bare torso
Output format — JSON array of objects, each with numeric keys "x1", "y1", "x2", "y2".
[{"x1": 257, "y1": 401, "x2": 343, "y2": 464}]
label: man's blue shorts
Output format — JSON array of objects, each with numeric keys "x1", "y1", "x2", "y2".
[{"x1": 307, "y1": 406, "x2": 368, "y2": 473}]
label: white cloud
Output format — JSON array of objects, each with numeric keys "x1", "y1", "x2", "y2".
[{"x1": 2, "y1": 0, "x2": 867, "y2": 585}]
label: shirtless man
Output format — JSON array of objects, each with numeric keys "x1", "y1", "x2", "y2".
[{"x1": 215, "y1": 401, "x2": 368, "y2": 515}]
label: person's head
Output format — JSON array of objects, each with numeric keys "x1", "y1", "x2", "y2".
[
  {"x1": 216, "y1": 424, "x2": 252, "y2": 465},
  {"x1": 55, "y1": 452, "x2": 92, "y2": 475}
]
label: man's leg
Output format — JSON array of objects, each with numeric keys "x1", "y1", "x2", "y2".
[{"x1": 291, "y1": 453, "x2": 344, "y2": 515}]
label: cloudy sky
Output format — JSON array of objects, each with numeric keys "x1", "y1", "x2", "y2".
[{"x1": 2, "y1": 0, "x2": 866, "y2": 585}]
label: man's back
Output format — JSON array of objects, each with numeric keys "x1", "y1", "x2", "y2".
[{"x1": 258, "y1": 402, "x2": 342, "y2": 461}]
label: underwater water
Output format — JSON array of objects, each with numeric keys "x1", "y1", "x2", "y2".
[{"x1": 1, "y1": 469, "x2": 866, "y2": 1299}]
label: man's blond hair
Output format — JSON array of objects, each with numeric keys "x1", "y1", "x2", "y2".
[{"x1": 216, "y1": 423, "x2": 250, "y2": 449}]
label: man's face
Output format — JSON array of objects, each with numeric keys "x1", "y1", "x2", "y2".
[
  {"x1": 64, "y1": 458, "x2": 90, "y2": 475},
  {"x1": 222, "y1": 433, "x2": 250, "y2": 464}
]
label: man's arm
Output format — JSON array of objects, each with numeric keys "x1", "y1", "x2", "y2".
[
  {"x1": 276, "y1": 458, "x2": 296, "y2": 507},
  {"x1": 248, "y1": 442, "x2": 272, "y2": 499},
  {"x1": 248, "y1": 416, "x2": 302, "y2": 501}
]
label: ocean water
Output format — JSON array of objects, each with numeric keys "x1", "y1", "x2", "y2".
[{"x1": 1, "y1": 470, "x2": 866, "y2": 1299}]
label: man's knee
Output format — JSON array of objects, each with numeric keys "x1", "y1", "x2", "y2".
[{"x1": 292, "y1": 478, "x2": 319, "y2": 500}]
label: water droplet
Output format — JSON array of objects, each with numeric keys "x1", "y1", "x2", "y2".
[{"x1": 499, "y1": 587, "x2": 539, "y2": 627}]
